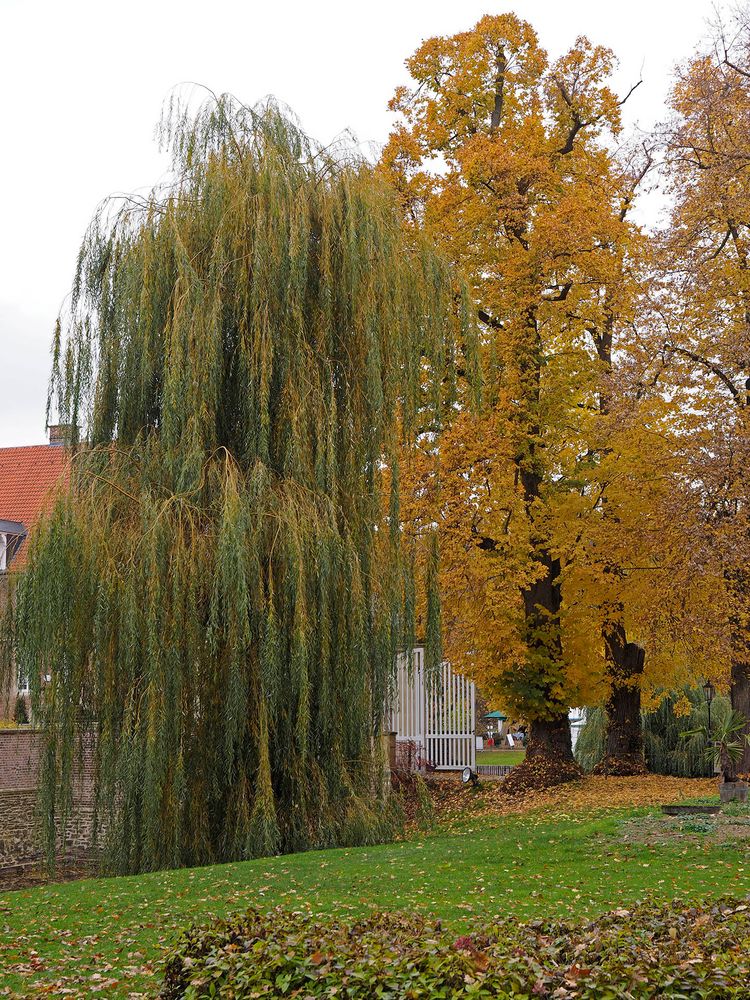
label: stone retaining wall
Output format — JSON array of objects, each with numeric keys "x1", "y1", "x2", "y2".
[
  {"x1": 0, "y1": 789, "x2": 40, "y2": 867},
  {"x1": 0, "y1": 789, "x2": 97, "y2": 869},
  {"x1": 0, "y1": 729, "x2": 96, "y2": 868}
]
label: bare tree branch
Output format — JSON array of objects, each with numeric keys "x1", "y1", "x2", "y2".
[
  {"x1": 666, "y1": 343, "x2": 743, "y2": 404},
  {"x1": 478, "y1": 308, "x2": 504, "y2": 330}
]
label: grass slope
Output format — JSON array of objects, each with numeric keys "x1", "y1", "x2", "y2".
[
  {"x1": 1, "y1": 778, "x2": 749, "y2": 997},
  {"x1": 476, "y1": 749, "x2": 525, "y2": 765}
]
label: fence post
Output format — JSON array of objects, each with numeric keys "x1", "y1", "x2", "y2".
[{"x1": 387, "y1": 731, "x2": 397, "y2": 772}]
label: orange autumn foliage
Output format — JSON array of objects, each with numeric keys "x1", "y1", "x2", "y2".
[
  {"x1": 382, "y1": 13, "x2": 732, "y2": 755},
  {"x1": 650, "y1": 8, "x2": 750, "y2": 766}
]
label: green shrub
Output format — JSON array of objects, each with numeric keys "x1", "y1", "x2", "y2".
[
  {"x1": 679, "y1": 815, "x2": 715, "y2": 834},
  {"x1": 645, "y1": 689, "x2": 732, "y2": 777},
  {"x1": 162, "y1": 896, "x2": 750, "y2": 999},
  {"x1": 574, "y1": 705, "x2": 606, "y2": 772},
  {"x1": 13, "y1": 693, "x2": 29, "y2": 726},
  {"x1": 414, "y1": 772, "x2": 435, "y2": 827},
  {"x1": 575, "y1": 689, "x2": 733, "y2": 777}
]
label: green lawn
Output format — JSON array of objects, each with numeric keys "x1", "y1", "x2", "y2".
[
  {"x1": 476, "y1": 749, "x2": 526, "y2": 765},
  {"x1": 2, "y1": 803, "x2": 749, "y2": 998}
]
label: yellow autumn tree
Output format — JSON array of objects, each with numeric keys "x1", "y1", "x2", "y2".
[
  {"x1": 653, "y1": 6, "x2": 750, "y2": 771},
  {"x1": 383, "y1": 13, "x2": 731, "y2": 782},
  {"x1": 381, "y1": 14, "x2": 641, "y2": 778}
]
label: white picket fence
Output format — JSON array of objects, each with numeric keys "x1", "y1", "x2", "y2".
[{"x1": 387, "y1": 647, "x2": 476, "y2": 772}]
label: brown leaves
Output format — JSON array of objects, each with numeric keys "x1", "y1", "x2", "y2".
[
  {"x1": 499, "y1": 753, "x2": 583, "y2": 795},
  {"x1": 409, "y1": 773, "x2": 718, "y2": 833}
]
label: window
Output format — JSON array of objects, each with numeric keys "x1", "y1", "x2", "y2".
[
  {"x1": 0, "y1": 522, "x2": 27, "y2": 571},
  {"x1": 17, "y1": 665, "x2": 30, "y2": 695}
]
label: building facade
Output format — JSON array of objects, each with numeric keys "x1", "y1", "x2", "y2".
[{"x1": 0, "y1": 431, "x2": 69, "y2": 719}]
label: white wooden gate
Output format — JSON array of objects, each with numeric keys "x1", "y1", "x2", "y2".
[{"x1": 388, "y1": 647, "x2": 476, "y2": 771}]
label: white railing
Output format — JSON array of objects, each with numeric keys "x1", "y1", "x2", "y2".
[{"x1": 387, "y1": 647, "x2": 476, "y2": 772}]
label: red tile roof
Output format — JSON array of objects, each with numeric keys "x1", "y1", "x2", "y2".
[{"x1": 0, "y1": 445, "x2": 69, "y2": 568}]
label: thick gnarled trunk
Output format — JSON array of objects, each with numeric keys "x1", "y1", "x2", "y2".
[
  {"x1": 594, "y1": 623, "x2": 647, "y2": 775},
  {"x1": 499, "y1": 532, "x2": 581, "y2": 793},
  {"x1": 495, "y1": 307, "x2": 580, "y2": 795},
  {"x1": 502, "y1": 711, "x2": 581, "y2": 794},
  {"x1": 502, "y1": 487, "x2": 581, "y2": 792},
  {"x1": 526, "y1": 713, "x2": 574, "y2": 760},
  {"x1": 519, "y1": 468, "x2": 576, "y2": 771}
]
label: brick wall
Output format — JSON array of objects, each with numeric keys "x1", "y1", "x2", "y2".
[
  {"x1": 0, "y1": 729, "x2": 97, "y2": 868},
  {"x1": 0, "y1": 729, "x2": 43, "y2": 790}
]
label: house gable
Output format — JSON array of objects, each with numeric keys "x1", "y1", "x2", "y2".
[{"x1": 0, "y1": 444, "x2": 69, "y2": 569}]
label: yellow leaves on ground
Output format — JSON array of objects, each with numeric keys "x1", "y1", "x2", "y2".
[{"x1": 422, "y1": 774, "x2": 718, "y2": 832}]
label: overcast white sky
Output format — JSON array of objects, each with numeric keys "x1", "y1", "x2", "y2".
[{"x1": 0, "y1": 0, "x2": 720, "y2": 447}]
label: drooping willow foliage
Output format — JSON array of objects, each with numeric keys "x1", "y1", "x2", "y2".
[
  {"x1": 9, "y1": 93, "x2": 471, "y2": 873},
  {"x1": 572, "y1": 709, "x2": 606, "y2": 773},
  {"x1": 575, "y1": 689, "x2": 733, "y2": 777}
]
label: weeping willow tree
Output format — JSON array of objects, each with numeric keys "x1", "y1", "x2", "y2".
[
  {"x1": 575, "y1": 690, "x2": 733, "y2": 777},
  {"x1": 9, "y1": 92, "x2": 468, "y2": 874}
]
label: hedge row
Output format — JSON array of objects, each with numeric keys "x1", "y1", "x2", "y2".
[{"x1": 162, "y1": 896, "x2": 750, "y2": 999}]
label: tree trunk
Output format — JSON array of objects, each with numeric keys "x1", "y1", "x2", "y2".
[
  {"x1": 594, "y1": 623, "x2": 647, "y2": 776},
  {"x1": 517, "y1": 431, "x2": 576, "y2": 772},
  {"x1": 526, "y1": 713, "x2": 573, "y2": 760},
  {"x1": 605, "y1": 666, "x2": 644, "y2": 760},
  {"x1": 589, "y1": 304, "x2": 648, "y2": 777},
  {"x1": 731, "y1": 659, "x2": 750, "y2": 776},
  {"x1": 497, "y1": 530, "x2": 582, "y2": 794},
  {"x1": 501, "y1": 710, "x2": 581, "y2": 794},
  {"x1": 517, "y1": 521, "x2": 577, "y2": 772},
  {"x1": 498, "y1": 306, "x2": 580, "y2": 794}
]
